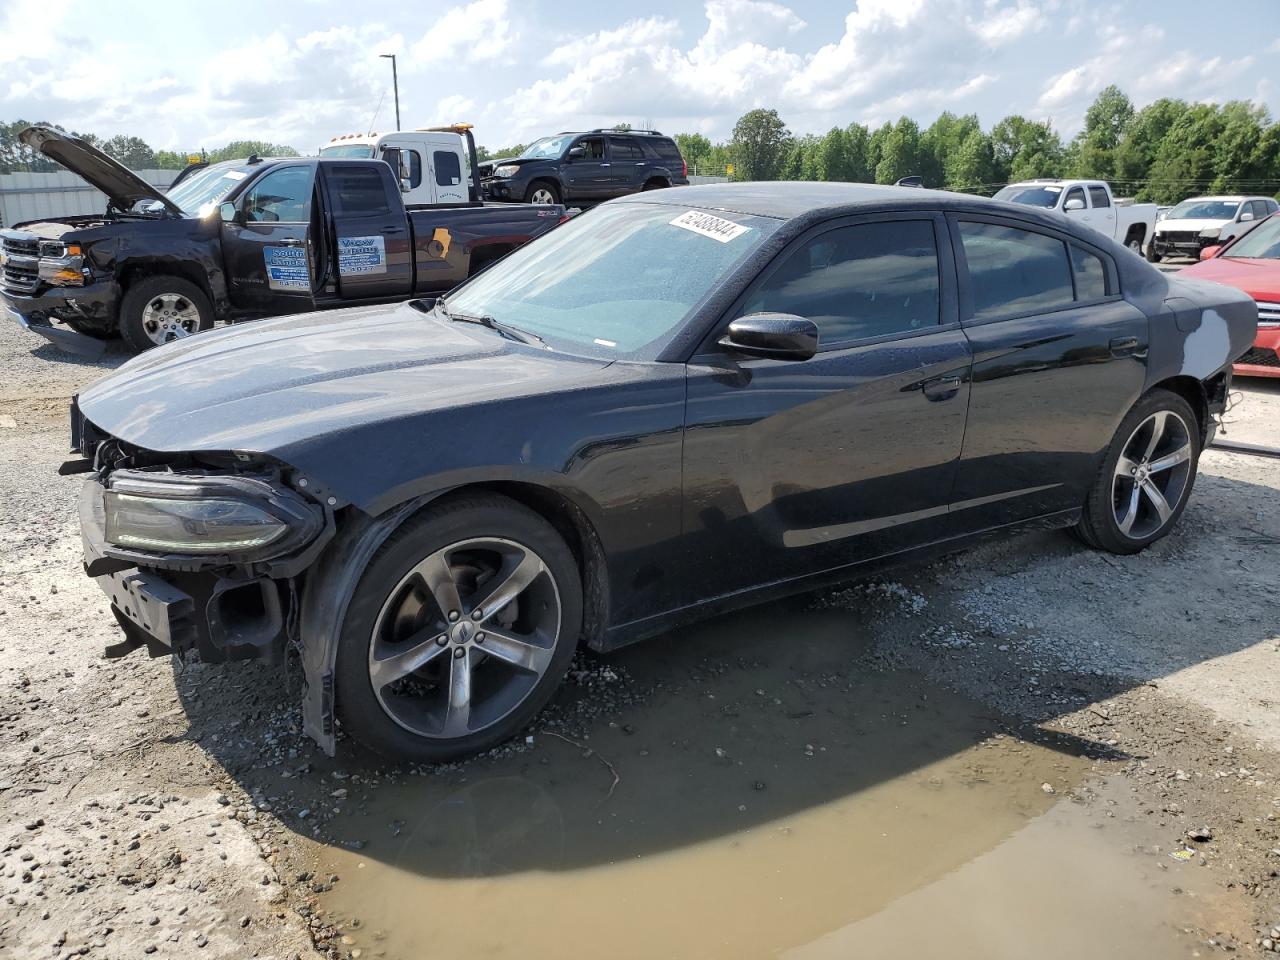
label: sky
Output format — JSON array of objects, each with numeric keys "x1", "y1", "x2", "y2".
[{"x1": 2, "y1": 0, "x2": 1277, "y2": 154}]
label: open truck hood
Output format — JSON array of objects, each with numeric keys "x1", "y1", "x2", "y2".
[{"x1": 20, "y1": 125, "x2": 182, "y2": 217}]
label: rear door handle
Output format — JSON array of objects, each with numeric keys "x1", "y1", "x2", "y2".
[
  {"x1": 381, "y1": 226, "x2": 404, "y2": 234},
  {"x1": 1109, "y1": 336, "x2": 1140, "y2": 357},
  {"x1": 276, "y1": 238, "x2": 304, "y2": 247},
  {"x1": 922, "y1": 375, "x2": 962, "y2": 402}
]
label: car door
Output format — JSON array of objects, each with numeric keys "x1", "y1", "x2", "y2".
[
  {"x1": 1086, "y1": 184, "x2": 1118, "y2": 238},
  {"x1": 607, "y1": 136, "x2": 644, "y2": 195},
  {"x1": 221, "y1": 163, "x2": 318, "y2": 314},
  {"x1": 319, "y1": 162, "x2": 413, "y2": 300},
  {"x1": 561, "y1": 136, "x2": 611, "y2": 201},
  {"x1": 680, "y1": 213, "x2": 973, "y2": 602},
  {"x1": 946, "y1": 214, "x2": 1148, "y2": 529}
]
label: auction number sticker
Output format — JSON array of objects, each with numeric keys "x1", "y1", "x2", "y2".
[
  {"x1": 669, "y1": 210, "x2": 751, "y2": 243},
  {"x1": 338, "y1": 235, "x2": 387, "y2": 276},
  {"x1": 263, "y1": 245, "x2": 310, "y2": 291}
]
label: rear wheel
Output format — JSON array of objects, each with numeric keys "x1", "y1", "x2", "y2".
[
  {"x1": 525, "y1": 181, "x2": 560, "y2": 205},
  {"x1": 119, "y1": 275, "x2": 213, "y2": 352},
  {"x1": 642, "y1": 178, "x2": 669, "y2": 191},
  {"x1": 335, "y1": 494, "x2": 582, "y2": 762},
  {"x1": 1075, "y1": 390, "x2": 1199, "y2": 554}
]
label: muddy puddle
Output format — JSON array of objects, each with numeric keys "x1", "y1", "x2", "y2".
[{"x1": 308, "y1": 603, "x2": 1216, "y2": 959}]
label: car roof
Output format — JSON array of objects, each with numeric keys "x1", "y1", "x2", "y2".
[
  {"x1": 1178, "y1": 195, "x2": 1248, "y2": 203},
  {"x1": 617, "y1": 181, "x2": 976, "y2": 219}
]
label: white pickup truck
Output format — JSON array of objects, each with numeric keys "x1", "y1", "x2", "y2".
[{"x1": 993, "y1": 179, "x2": 1158, "y2": 256}]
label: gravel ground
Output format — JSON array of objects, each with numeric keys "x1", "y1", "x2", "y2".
[{"x1": 1, "y1": 316, "x2": 1278, "y2": 957}]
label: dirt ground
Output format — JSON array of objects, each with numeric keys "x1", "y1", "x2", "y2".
[{"x1": 1, "y1": 314, "x2": 1278, "y2": 959}]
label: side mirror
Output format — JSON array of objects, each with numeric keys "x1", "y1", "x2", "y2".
[
  {"x1": 1239, "y1": 212, "x2": 1254, "y2": 222},
  {"x1": 719, "y1": 314, "x2": 818, "y2": 362},
  {"x1": 218, "y1": 202, "x2": 236, "y2": 223},
  {"x1": 1063, "y1": 197, "x2": 1086, "y2": 211},
  {"x1": 1199, "y1": 245, "x2": 1222, "y2": 261},
  {"x1": 400, "y1": 178, "x2": 411, "y2": 193},
  {"x1": 566, "y1": 146, "x2": 585, "y2": 161}
]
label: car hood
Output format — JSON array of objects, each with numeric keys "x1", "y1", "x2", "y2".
[
  {"x1": 1155, "y1": 218, "x2": 1230, "y2": 235},
  {"x1": 1180, "y1": 256, "x2": 1280, "y2": 301},
  {"x1": 20, "y1": 125, "x2": 182, "y2": 217},
  {"x1": 77, "y1": 302, "x2": 611, "y2": 459}
]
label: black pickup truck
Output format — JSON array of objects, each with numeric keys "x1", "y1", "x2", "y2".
[{"x1": 1, "y1": 126, "x2": 567, "y2": 353}]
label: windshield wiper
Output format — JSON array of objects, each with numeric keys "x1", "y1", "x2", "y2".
[{"x1": 436, "y1": 301, "x2": 545, "y2": 346}]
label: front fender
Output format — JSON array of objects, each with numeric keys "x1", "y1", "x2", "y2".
[{"x1": 298, "y1": 495, "x2": 439, "y2": 754}]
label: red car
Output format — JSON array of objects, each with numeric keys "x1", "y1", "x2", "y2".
[{"x1": 1183, "y1": 212, "x2": 1280, "y2": 377}]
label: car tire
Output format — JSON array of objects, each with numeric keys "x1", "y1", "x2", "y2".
[
  {"x1": 1074, "y1": 389, "x2": 1200, "y2": 555},
  {"x1": 642, "y1": 179, "x2": 669, "y2": 191},
  {"x1": 335, "y1": 493, "x2": 583, "y2": 762},
  {"x1": 1125, "y1": 231, "x2": 1144, "y2": 255},
  {"x1": 525, "y1": 180, "x2": 561, "y2": 205},
  {"x1": 1146, "y1": 242, "x2": 1162, "y2": 264},
  {"x1": 119, "y1": 275, "x2": 214, "y2": 352}
]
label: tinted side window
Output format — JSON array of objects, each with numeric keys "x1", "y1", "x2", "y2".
[
  {"x1": 1250, "y1": 200, "x2": 1268, "y2": 219},
  {"x1": 742, "y1": 220, "x2": 940, "y2": 343},
  {"x1": 244, "y1": 166, "x2": 314, "y2": 223},
  {"x1": 328, "y1": 165, "x2": 391, "y2": 216},
  {"x1": 1088, "y1": 185, "x2": 1110, "y2": 208},
  {"x1": 609, "y1": 138, "x2": 644, "y2": 160},
  {"x1": 577, "y1": 137, "x2": 605, "y2": 160},
  {"x1": 958, "y1": 221, "x2": 1074, "y2": 320},
  {"x1": 434, "y1": 150, "x2": 461, "y2": 187},
  {"x1": 1070, "y1": 244, "x2": 1109, "y2": 301}
]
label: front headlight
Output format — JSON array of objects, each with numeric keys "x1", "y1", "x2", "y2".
[
  {"x1": 38, "y1": 242, "x2": 85, "y2": 287},
  {"x1": 105, "y1": 492, "x2": 287, "y2": 554},
  {"x1": 101, "y1": 471, "x2": 324, "y2": 560},
  {"x1": 493, "y1": 164, "x2": 520, "y2": 178},
  {"x1": 1199, "y1": 228, "x2": 1221, "y2": 239}
]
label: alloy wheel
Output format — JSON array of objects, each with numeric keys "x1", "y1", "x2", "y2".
[
  {"x1": 1111, "y1": 409, "x2": 1193, "y2": 540},
  {"x1": 530, "y1": 188, "x2": 556, "y2": 204},
  {"x1": 141, "y1": 293, "x2": 201, "y2": 344},
  {"x1": 367, "y1": 537, "x2": 561, "y2": 739}
]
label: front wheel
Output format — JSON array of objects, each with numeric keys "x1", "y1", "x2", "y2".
[
  {"x1": 1074, "y1": 390, "x2": 1200, "y2": 554},
  {"x1": 525, "y1": 181, "x2": 561, "y2": 205},
  {"x1": 1126, "y1": 232, "x2": 1144, "y2": 254},
  {"x1": 335, "y1": 494, "x2": 582, "y2": 762},
  {"x1": 119, "y1": 275, "x2": 213, "y2": 352},
  {"x1": 1145, "y1": 240, "x2": 1162, "y2": 263}
]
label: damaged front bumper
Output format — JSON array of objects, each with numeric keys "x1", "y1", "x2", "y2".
[
  {"x1": 3, "y1": 279, "x2": 119, "y2": 356},
  {"x1": 77, "y1": 459, "x2": 333, "y2": 664}
]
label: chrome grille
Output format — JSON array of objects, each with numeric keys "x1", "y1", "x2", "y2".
[
  {"x1": 1255, "y1": 300, "x2": 1280, "y2": 325},
  {"x1": 1, "y1": 234, "x2": 40, "y2": 294}
]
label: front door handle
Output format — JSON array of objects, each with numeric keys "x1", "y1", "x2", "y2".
[
  {"x1": 1109, "y1": 336, "x2": 1140, "y2": 357},
  {"x1": 922, "y1": 375, "x2": 962, "y2": 402},
  {"x1": 276, "y1": 238, "x2": 305, "y2": 247},
  {"x1": 381, "y1": 226, "x2": 404, "y2": 234}
]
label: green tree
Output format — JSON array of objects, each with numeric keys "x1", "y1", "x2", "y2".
[
  {"x1": 945, "y1": 129, "x2": 995, "y2": 192},
  {"x1": 101, "y1": 134, "x2": 156, "y2": 169},
  {"x1": 844, "y1": 122, "x2": 872, "y2": 182},
  {"x1": 1067, "y1": 86, "x2": 1134, "y2": 181},
  {"x1": 873, "y1": 117, "x2": 921, "y2": 184},
  {"x1": 1212, "y1": 101, "x2": 1270, "y2": 193},
  {"x1": 920, "y1": 112, "x2": 981, "y2": 188},
  {"x1": 990, "y1": 115, "x2": 1064, "y2": 183},
  {"x1": 203, "y1": 140, "x2": 300, "y2": 163},
  {"x1": 1113, "y1": 98, "x2": 1189, "y2": 198},
  {"x1": 729, "y1": 108, "x2": 790, "y2": 181},
  {"x1": 674, "y1": 133, "x2": 712, "y2": 172},
  {"x1": 1145, "y1": 103, "x2": 1225, "y2": 204}
]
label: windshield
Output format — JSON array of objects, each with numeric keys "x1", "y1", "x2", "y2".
[
  {"x1": 1167, "y1": 200, "x2": 1241, "y2": 221},
  {"x1": 1224, "y1": 215, "x2": 1280, "y2": 259},
  {"x1": 442, "y1": 203, "x2": 780, "y2": 359},
  {"x1": 519, "y1": 136, "x2": 573, "y2": 160},
  {"x1": 993, "y1": 184, "x2": 1063, "y2": 208},
  {"x1": 165, "y1": 163, "x2": 254, "y2": 217},
  {"x1": 320, "y1": 144, "x2": 375, "y2": 158}
]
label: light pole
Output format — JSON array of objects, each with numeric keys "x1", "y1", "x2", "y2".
[{"x1": 379, "y1": 54, "x2": 400, "y2": 131}]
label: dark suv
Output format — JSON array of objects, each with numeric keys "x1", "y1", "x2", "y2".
[{"x1": 480, "y1": 129, "x2": 688, "y2": 205}]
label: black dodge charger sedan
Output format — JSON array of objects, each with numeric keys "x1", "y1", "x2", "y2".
[{"x1": 69, "y1": 183, "x2": 1256, "y2": 761}]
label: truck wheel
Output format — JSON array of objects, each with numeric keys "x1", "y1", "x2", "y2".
[
  {"x1": 335, "y1": 493, "x2": 583, "y2": 762},
  {"x1": 1146, "y1": 242, "x2": 1162, "y2": 264},
  {"x1": 1073, "y1": 389, "x2": 1199, "y2": 555},
  {"x1": 642, "y1": 178, "x2": 669, "y2": 191},
  {"x1": 1125, "y1": 231, "x2": 1144, "y2": 254},
  {"x1": 119, "y1": 276, "x2": 213, "y2": 352},
  {"x1": 525, "y1": 181, "x2": 560, "y2": 205}
]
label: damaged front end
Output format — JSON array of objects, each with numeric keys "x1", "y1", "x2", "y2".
[{"x1": 72, "y1": 400, "x2": 337, "y2": 665}]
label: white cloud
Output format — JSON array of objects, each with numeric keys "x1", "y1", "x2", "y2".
[{"x1": 409, "y1": 0, "x2": 515, "y2": 66}]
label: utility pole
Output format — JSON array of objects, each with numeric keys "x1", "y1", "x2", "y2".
[{"x1": 379, "y1": 54, "x2": 400, "y2": 131}]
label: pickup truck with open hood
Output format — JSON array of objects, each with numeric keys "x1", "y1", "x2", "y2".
[{"x1": 0, "y1": 126, "x2": 566, "y2": 353}]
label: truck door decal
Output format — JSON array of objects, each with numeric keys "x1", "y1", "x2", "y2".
[
  {"x1": 264, "y1": 246, "x2": 311, "y2": 291},
  {"x1": 338, "y1": 235, "x2": 387, "y2": 276}
]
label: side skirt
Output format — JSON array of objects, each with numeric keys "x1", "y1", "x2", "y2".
[{"x1": 597, "y1": 507, "x2": 1082, "y2": 652}]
